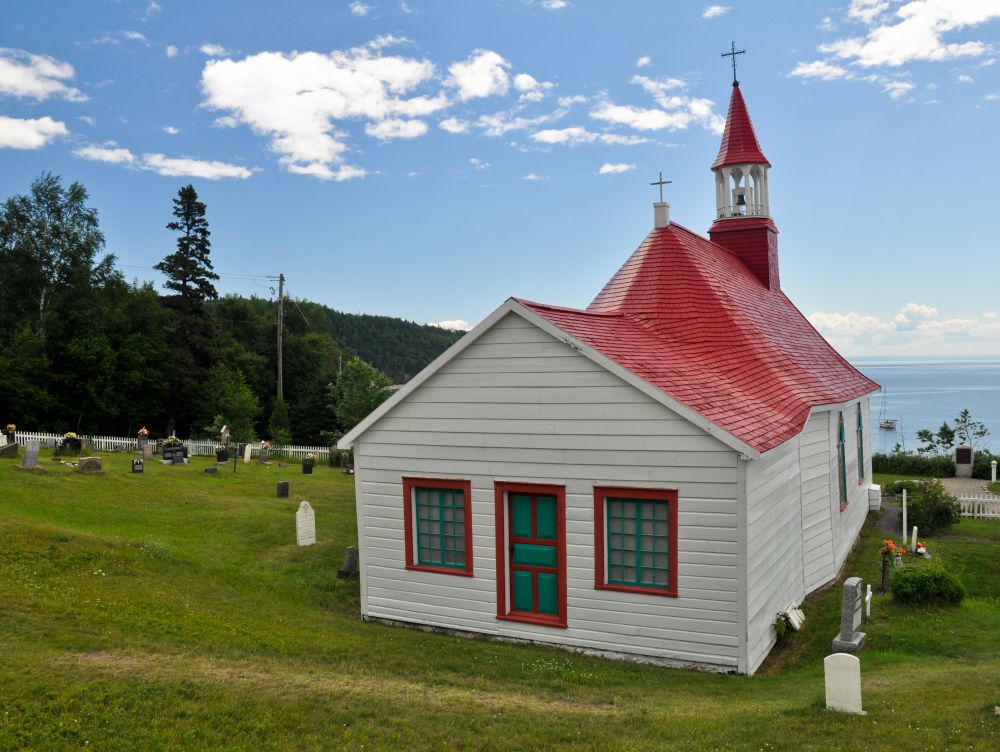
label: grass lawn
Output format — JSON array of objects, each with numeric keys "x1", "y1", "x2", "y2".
[{"x1": 2, "y1": 451, "x2": 999, "y2": 750}]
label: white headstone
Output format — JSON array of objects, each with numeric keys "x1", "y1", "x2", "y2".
[
  {"x1": 911, "y1": 526, "x2": 918, "y2": 549},
  {"x1": 23, "y1": 440, "x2": 40, "y2": 468},
  {"x1": 824, "y1": 653, "x2": 865, "y2": 715},
  {"x1": 243, "y1": 444, "x2": 252, "y2": 464},
  {"x1": 296, "y1": 501, "x2": 316, "y2": 547},
  {"x1": 864, "y1": 584, "x2": 872, "y2": 624}
]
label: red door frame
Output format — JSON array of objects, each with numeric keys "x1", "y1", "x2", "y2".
[{"x1": 494, "y1": 481, "x2": 567, "y2": 628}]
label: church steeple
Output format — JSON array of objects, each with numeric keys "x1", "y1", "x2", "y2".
[
  {"x1": 708, "y1": 79, "x2": 780, "y2": 290},
  {"x1": 711, "y1": 83, "x2": 771, "y2": 220}
]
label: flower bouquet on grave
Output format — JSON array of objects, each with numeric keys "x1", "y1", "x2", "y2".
[
  {"x1": 880, "y1": 539, "x2": 906, "y2": 568},
  {"x1": 137, "y1": 427, "x2": 149, "y2": 437},
  {"x1": 61, "y1": 432, "x2": 82, "y2": 455},
  {"x1": 914, "y1": 540, "x2": 931, "y2": 558},
  {"x1": 162, "y1": 436, "x2": 182, "y2": 447}
]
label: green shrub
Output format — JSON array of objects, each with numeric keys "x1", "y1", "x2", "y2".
[
  {"x1": 972, "y1": 450, "x2": 999, "y2": 481},
  {"x1": 872, "y1": 452, "x2": 954, "y2": 477},
  {"x1": 890, "y1": 565, "x2": 965, "y2": 605},
  {"x1": 900, "y1": 479, "x2": 961, "y2": 535}
]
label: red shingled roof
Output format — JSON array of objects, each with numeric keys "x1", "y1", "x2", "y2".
[
  {"x1": 518, "y1": 222, "x2": 877, "y2": 453},
  {"x1": 711, "y1": 83, "x2": 770, "y2": 169}
]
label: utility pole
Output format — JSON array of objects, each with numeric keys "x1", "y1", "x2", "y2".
[{"x1": 277, "y1": 273, "x2": 284, "y2": 400}]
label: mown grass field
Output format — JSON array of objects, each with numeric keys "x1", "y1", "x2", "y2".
[{"x1": 1, "y1": 455, "x2": 998, "y2": 750}]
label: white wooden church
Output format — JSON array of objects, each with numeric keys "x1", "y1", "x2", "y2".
[{"x1": 339, "y1": 79, "x2": 879, "y2": 675}]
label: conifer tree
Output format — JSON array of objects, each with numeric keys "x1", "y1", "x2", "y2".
[{"x1": 155, "y1": 185, "x2": 219, "y2": 303}]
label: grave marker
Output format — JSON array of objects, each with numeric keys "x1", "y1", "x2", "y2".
[
  {"x1": 864, "y1": 584, "x2": 872, "y2": 624},
  {"x1": 142, "y1": 444, "x2": 153, "y2": 461},
  {"x1": 132, "y1": 458, "x2": 144, "y2": 474},
  {"x1": 338, "y1": 546, "x2": 360, "y2": 578},
  {"x1": 296, "y1": 501, "x2": 316, "y2": 546},
  {"x1": 244, "y1": 444, "x2": 252, "y2": 464},
  {"x1": 832, "y1": 577, "x2": 866, "y2": 653},
  {"x1": 77, "y1": 456, "x2": 102, "y2": 473},
  {"x1": 205, "y1": 466, "x2": 218, "y2": 474},
  {"x1": 824, "y1": 653, "x2": 865, "y2": 715},
  {"x1": 277, "y1": 481, "x2": 289, "y2": 498},
  {"x1": 22, "y1": 441, "x2": 40, "y2": 468}
]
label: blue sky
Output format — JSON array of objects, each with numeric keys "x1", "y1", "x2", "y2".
[{"x1": 2, "y1": 0, "x2": 999, "y2": 355}]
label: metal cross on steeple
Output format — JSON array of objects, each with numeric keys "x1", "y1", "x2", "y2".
[
  {"x1": 721, "y1": 41, "x2": 746, "y2": 86},
  {"x1": 650, "y1": 171, "x2": 672, "y2": 203}
]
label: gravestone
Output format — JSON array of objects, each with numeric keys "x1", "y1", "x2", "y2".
[
  {"x1": 216, "y1": 447, "x2": 229, "y2": 463},
  {"x1": 259, "y1": 447, "x2": 269, "y2": 463},
  {"x1": 77, "y1": 456, "x2": 102, "y2": 473},
  {"x1": 824, "y1": 653, "x2": 865, "y2": 714},
  {"x1": 302, "y1": 457, "x2": 314, "y2": 475},
  {"x1": 0, "y1": 441, "x2": 19, "y2": 458},
  {"x1": 22, "y1": 441, "x2": 40, "y2": 468},
  {"x1": 278, "y1": 461, "x2": 288, "y2": 468},
  {"x1": 864, "y1": 584, "x2": 872, "y2": 624},
  {"x1": 277, "y1": 481, "x2": 289, "y2": 498},
  {"x1": 296, "y1": 501, "x2": 316, "y2": 546},
  {"x1": 243, "y1": 444, "x2": 252, "y2": 464},
  {"x1": 132, "y1": 458, "x2": 144, "y2": 474},
  {"x1": 142, "y1": 444, "x2": 153, "y2": 461},
  {"x1": 204, "y1": 466, "x2": 218, "y2": 475},
  {"x1": 337, "y1": 546, "x2": 360, "y2": 578},
  {"x1": 832, "y1": 577, "x2": 866, "y2": 653}
]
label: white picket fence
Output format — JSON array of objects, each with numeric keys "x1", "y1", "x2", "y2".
[
  {"x1": 957, "y1": 494, "x2": 1000, "y2": 519},
  {"x1": 12, "y1": 431, "x2": 331, "y2": 462}
]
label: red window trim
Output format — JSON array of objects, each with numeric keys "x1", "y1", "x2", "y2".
[
  {"x1": 494, "y1": 481, "x2": 567, "y2": 628},
  {"x1": 402, "y1": 477, "x2": 474, "y2": 577},
  {"x1": 593, "y1": 486, "x2": 679, "y2": 598}
]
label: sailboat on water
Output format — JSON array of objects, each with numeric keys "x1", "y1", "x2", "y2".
[{"x1": 878, "y1": 389, "x2": 897, "y2": 430}]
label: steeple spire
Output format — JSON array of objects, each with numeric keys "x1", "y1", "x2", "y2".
[{"x1": 711, "y1": 83, "x2": 771, "y2": 220}]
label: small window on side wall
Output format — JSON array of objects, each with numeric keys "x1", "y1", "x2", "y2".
[
  {"x1": 594, "y1": 487, "x2": 678, "y2": 597},
  {"x1": 402, "y1": 477, "x2": 473, "y2": 576}
]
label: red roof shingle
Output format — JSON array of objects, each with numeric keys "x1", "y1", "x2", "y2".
[
  {"x1": 518, "y1": 222, "x2": 877, "y2": 453},
  {"x1": 711, "y1": 83, "x2": 770, "y2": 169}
]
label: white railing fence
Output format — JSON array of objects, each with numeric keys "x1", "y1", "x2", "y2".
[
  {"x1": 12, "y1": 431, "x2": 331, "y2": 462},
  {"x1": 957, "y1": 494, "x2": 1000, "y2": 520}
]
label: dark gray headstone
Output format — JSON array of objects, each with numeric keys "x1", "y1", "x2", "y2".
[
  {"x1": 204, "y1": 466, "x2": 218, "y2": 474},
  {"x1": 132, "y1": 458, "x2": 144, "y2": 474},
  {"x1": 337, "y1": 546, "x2": 360, "y2": 579},
  {"x1": 277, "y1": 481, "x2": 289, "y2": 498},
  {"x1": 302, "y1": 459, "x2": 314, "y2": 475},
  {"x1": 0, "y1": 442, "x2": 18, "y2": 458}
]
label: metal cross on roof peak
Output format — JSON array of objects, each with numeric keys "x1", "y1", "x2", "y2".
[
  {"x1": 650, "y1": 171, "x2": 672, "y2": 203},
  {"x1": 721, "y1": 41, "x2": 746, "y2": 86}
]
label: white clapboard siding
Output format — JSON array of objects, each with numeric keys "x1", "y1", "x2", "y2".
[
  {"x1": 830, "y1": 399, "x2": 872, "y2": 571},
  {"x1": 354, "y1": 312, "x2": 742, "y2": 671},
  {"x1": 744, "y1": 435, "x2": 806, "y2": 674},
  {"x1": 799, "y1": 411, "x2": 835, "y2": 592}
]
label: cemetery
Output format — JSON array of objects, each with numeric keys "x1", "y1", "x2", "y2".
[{"x1": 1, "y1": 445, "x2": 998, "y2": 749}]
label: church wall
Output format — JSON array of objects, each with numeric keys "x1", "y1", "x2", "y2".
[
  {"x1": 352, "y1": 312, "x2": 744, "y2": 671},
  {"x1": 799, "y1": 411, "x2": 835, "y2": 592}
]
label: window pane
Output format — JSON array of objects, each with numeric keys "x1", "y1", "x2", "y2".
[
  {"x1": 414, "y1": 486, "x2": 466, "y2": 568},
  {"x1": 604, "y1": 497, "x2": 670, "y2": 589}
]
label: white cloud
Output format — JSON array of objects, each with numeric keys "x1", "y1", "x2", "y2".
[
  {"x1": 469, "y1": 157, "x2": 490, "y2": 170},
  {"x1": 522, "y1": 173, "x2": 547, "y2": 180},
  {"x1": 0, "y1": 115, "x2": 68, "y2": 149},
  {"x1": 89, "y1": 30, "x2": 149, "y2": 46},
  {"x1": 350, "y1": 1, "x2": 372, "y2": 15},
  {"x1": 541, "y1": 0, "x2": 569, "y2": 9},
  {"x1": 0, "y1": 48, "x2": 86, "y2": 102},
  {"x1": 77, "y1": 115, "x2": 96, "y2": 125},
  {"x1": 201, "y1": 40, "x2": 444, "y2": 179},
  {"x1": 702, "y1": 5, "x2": 730, "y2": 19},
  {"x1": 984, "y1": 92, "x2": 1000, "y2": 100},
  {"x1": 808, "y1": 303, "x2": 1000, "y2": 355},
  {"x1": 400, "y1": 2, "x2": 415, "y2": 13},
  {"x1": 513, "y1": 73, "x2": 540, "y2": 91},
  {"x1": 598, "y1": 162, "x2": 635, "y2": 175},
  {"x1": 820, "y1": 16, "x2": 837, "y2": 31},
  {"x1": 447, "y1": 50, "x2": 510, "y2": 101},
  {"x1": 958, "y1": 73, "x2": 975, "y2": 82},
  {"x1": 980, "y1": 57, "x2": 997, "y2": 66},
  {"x1": 122, "y1": 31, "x2": 149, "y2": 44},
  {"x1": 166, "y1": 45, "x2": 178, "y2": 58},
  {"x1": 428, "y1": 319, "x2": 471, "y2": 331},
  {"x1": 73, "y1": 143, "x2": 137, "y2": 164},
  {"x1": 789, "y1": 60, "x2": 851, "y2": 80},
  {"x1": 143, "y1": 2, "x2": 161, "y2": 21},
  {"x1": 439, "y1": 117, "x2": 470, "y2": 133},
  {"x1": 882, "y1": 79, "x2": 915, "y2": 98},
  {"x1": 822, "y1": 1, "x2": 1000, "y2": 68},
  {"x1": 596, "y1": 75, "x2": 726, "y2": 134},
  {"x1": 531, "y1": 126, "x2": 646, "y2": 146},
  {"x1": 141, "y1": 153, "x2": 255, "y2": 179},
  {"x1": 163, "y1": 125, "x2": 179, "y2": 134},
  {"x1": 636, "y1": 56, "x2": 652, "y2": 68},
  {"x1": 365, "y1": 118, "x2": 428, "y2": 139},
  {"x1": 200, "y1": 43, "x2": 230, "y2": 57}
]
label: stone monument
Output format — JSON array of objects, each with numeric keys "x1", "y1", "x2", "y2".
[
  {"x1": 22, "y1": 441, "x2": 40, "y2": 468},
  {"x1": 832, "y1": 577, "x2": 866, "y2": 653},
  {"x1": 296, "y1": 501, "x2": 316, "y2": 547},
  {"x1": 824, "y1": 653, "x2": 865, "y2": 715}
]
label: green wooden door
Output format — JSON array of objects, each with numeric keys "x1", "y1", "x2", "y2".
[{"x1": 508, "y1": 493, "x2": 559, "y2": 616}]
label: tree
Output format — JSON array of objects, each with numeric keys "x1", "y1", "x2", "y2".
[
  {"x1": 268, "y1": 397, "x2": 292, "y2": 445},
  {"x1": 328, "y1": 357, "x2": 391, "y2": 434},
  {"x1": 154, "y1": 185, "x2": 218, "y2": 303},
  {"x1": 916, "y1": 409, "x2": 990, "y2": 454},
  {"x1": 200, "y1": 365, "x2": 259, "y2": 442},
  {"x1": 155, "y1": 185, "x2": 220, "y2": 436}
]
